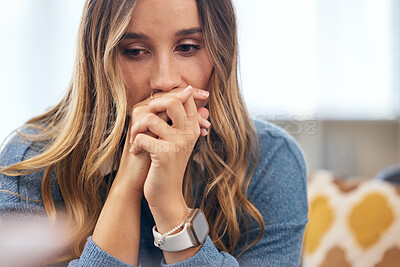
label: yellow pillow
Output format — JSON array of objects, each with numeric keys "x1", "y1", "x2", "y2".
[{"x1": 303, "y1": 170, "x2": 400, "y2": 267}]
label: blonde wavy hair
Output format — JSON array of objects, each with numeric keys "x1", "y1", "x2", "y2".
[{"x1": 0, "y1": 0, "x2": 264, "y2": 263}]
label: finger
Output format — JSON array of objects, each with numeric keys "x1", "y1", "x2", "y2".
[
  {"x1": 197, "y1": 107, "x2": 209, "y2": 120},
  {"x1": 186, "y1": 87, "x2": 209, "y2": 110},
  {"x1": 197, "y1": 112, "x2": 211, "y2": 129},
  {"x1": 150, "y1": 86, "x2": 193, "y2": 111},
  {"x1": 129, "y1": 105, "x2": 150, "y2": 144},
  {"x1": 131, "y1": 110, "x2": 205, "y2": 140},
  {"x1": 177, "y1": 86, "x2": 210, "y2": 107},
  {"x1": 130, "y1": 87, "x2": 208, "y2": 141},
  {"x1": 148, "y1": 87, "x2": 193, "y2": 131},
  {"x1": 183, "y1": 94, "x2": 200, "y2": 131},
  {"x1": 130, "y1": 133, "x2": 168, "y2": 155},
  {"x1": 157, "y1": 87, "x2": 209, "y2": 128},
  {"x1": 200, "y1": 128, "x2": 209, "y2": 136},
  {"x1": 129, "y1": 107, "x2": 170, "y2": 144},
  {"x1": 149, "y1": 98, "x2": 187, "y2": 130},
  {"x1": 192, "y1": 88, "x2": 209, "y2": 100},
  {"x1": 131, "y1": 113, "x2": 178, "y2": 142},
  {"x1": 149, "y1": 86, "x2": 209, "y2": 103}
]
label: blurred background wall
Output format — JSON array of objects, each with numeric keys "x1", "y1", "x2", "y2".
[{"x1": 0, "y1": 0, "x2": 399, "y2": 178}]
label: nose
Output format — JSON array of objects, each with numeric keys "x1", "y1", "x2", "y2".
[{"x1": 149, "y1": 54, "x2": 182, "y2": 92}]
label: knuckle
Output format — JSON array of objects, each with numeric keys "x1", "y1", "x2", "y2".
[
  {"x1": 132, "y1": 105, "x2": 143, "y2": 114},
  {"x1": 131, "y1": 106, "x2": 146, "y2": 120},
  {"x1": 145, "y1": 113, "x2": 159, "y2": 125},
  {"x1": 173, "y1": 94, "x2": 181, "y2": 103},
  {"x1": 148, "y1": 100, "x2": 157, "y2": 110},
  {"x1": 130, "y1": 123, "x2": 138, "y2": 134},
  {"x1": 191, "y1": 123, "x2": 201, "y2": 136},
  {"x1": 134, "y1": 133, "x2": 145, "y2": 144},
  {"x1": 131, "y1": 108, "x2": 140, "y2": 118},
  {"x1": 166, "y1": 96, "x2": 180, "y2": 107}
]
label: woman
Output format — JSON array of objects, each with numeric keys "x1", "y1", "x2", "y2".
[{"x1": 0, "y1": 0, "x2": 308, "y2": 266}]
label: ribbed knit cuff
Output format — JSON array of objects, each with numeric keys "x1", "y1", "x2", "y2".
[
  {"x1": 74, "y1": 236, "x2": 136, "y2": 267},
  {"x1": 160, "y1": 236, "x2": 237, "y2": 267}
]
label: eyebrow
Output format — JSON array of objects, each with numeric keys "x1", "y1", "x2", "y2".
[
  {"x1": 122, "y1": 27, "x2": 202, "y2": 40},
  {"x1": 122, "y1": 32, "x2": 149, "y2": 40},
  {"x1": 174, "y1": 27, "x2": 202, "y2": 37}
]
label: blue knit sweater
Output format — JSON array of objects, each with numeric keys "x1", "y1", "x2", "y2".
[{"x1": 0, "y1": 119, "x2": 308, "y2": 267}]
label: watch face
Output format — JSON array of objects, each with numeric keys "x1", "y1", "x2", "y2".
[{"x1": 191, "y1": 210, "x2": 209, "y2": 245}]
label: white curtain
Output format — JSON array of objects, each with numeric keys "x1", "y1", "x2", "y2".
[{"x1": 234, "y1": 0, "x2": 395, "y2": 120}]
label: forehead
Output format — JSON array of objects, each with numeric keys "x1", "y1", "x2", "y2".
[{"x1": 128, "y1": 0, "x2": 201, "y2": 33}]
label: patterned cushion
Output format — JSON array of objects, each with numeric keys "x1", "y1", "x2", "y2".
[{"x1": 303, "y1": 170, "x2": 400, "y2": 267}]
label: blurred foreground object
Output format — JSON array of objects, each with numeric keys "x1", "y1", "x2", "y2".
[{"x1": 0, "y1": 214, "x2": 73, "y2": 267}]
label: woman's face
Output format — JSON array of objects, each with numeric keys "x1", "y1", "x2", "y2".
[{"x1": 118, "y1": 0, "x2": 214, "y2": 109}]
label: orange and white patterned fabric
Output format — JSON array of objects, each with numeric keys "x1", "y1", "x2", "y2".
[{"x1": 303, "y1": 170, "x2": 400, "y2": 267}]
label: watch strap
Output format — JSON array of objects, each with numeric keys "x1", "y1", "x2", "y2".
[{"x1": 152, "y1": 223, "x2": 195, "y2": 252}]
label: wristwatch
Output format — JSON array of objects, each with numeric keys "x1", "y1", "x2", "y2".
[{"x1": 152, "y1": 209, "x2": 209, "y2": 252}]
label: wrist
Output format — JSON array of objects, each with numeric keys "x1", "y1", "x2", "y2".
[
  {"x1": 152, "y1": 209, "x2": 209, "y2": 258},
  {"x1": 149, "y1": 199, "x2": 190, "y2": 234},
  {"x1": 109, "y1": 174, "x2": 144, "y2": 203}
]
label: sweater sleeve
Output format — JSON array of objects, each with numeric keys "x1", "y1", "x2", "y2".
[
  {"x1": 0, "y1": 130, "x2": 137, "y2": 267},
  {"x1": 158, "y1": 119, "x2": 308, "y2": 267}
]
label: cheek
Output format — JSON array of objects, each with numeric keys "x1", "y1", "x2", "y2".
[
  {"x1": 122, "y1": 62, "x2": 141, "y2": 90},
  {"x1": 192, "y1": 60, "x2": 214, "y2": 108},
  {"x1": 201, "y1": 63, "x2": 214, "y2": 89},
  {"x1": 121, "y1": 66, "x2": 136, "y2": 108},
  {"x1": 121, "y1": 62, "x2": 148, "y2": 108},
  {"x1": 185, "y1": 58, "x2": 214, "y2": 90}
]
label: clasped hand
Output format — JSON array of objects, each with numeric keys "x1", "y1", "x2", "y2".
[{"x1": 118, "y1": 86, "x2": 210, "y2": 216}]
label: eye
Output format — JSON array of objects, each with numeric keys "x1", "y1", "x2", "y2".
[
  {"x1": 122, "y1": 48, "x2": 149, "y2": 58},
  {"x1": 175, "y1": 44, "x2": 201, "y2": 56}
]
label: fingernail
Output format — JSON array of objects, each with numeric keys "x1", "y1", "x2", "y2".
[
  {"x1": 183, "y1": 85, "x2": 192, "y2": 94},
  {"x1": 201, "y1": 128, "x2": 208, "y2": 136},
  {"x1": 202, "y1": 118, "x2": 211, "y2": 128},
  {"x1": 199, "y1": 90, "x2": 209, "y2": 97},
  {"x1": 129, "y1": 146, "x2": 133, "y2": 153}
]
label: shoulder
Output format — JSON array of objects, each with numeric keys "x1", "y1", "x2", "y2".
[
  {"x1": 253, "y1": 119, "x2": 306, "y2": 172},
  {"x1": 248, "y1": 119, "x2": 308, "y2": 224},
  {"x1": 0, "y1": 126, "x2": 43, "y2": 167},
  {"x1": 0, "y1": 126, "x2": 61, "y2": 203},
  {"x1": 234, "y1": 119, "x2": 308, "y2": 267}
]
